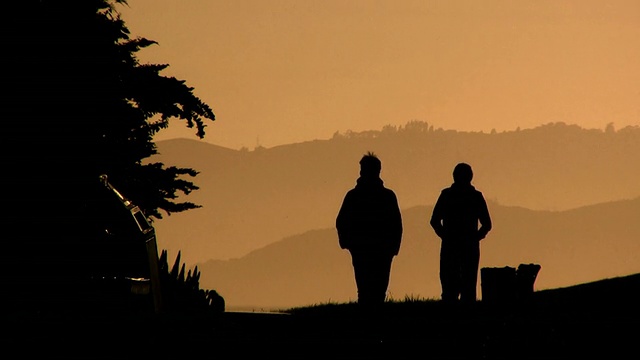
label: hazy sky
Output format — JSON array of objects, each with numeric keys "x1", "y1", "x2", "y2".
[{"x1": 120, "y1": 0, "x2": 640, "y2": 150}]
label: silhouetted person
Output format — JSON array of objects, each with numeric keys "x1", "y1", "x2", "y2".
[
  {"x1": 336, "y1": 152, "x2": 403, "y2": 306},
  {"x1": 430, "y1": 162, "x2": 492, "y2": 303}
]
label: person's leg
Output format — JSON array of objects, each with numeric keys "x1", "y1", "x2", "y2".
[
  {"x1": 460, "y1": 243, "x2": 480, "y2": 303},
  {"x1": 373, "y1": 253, "x2": 394, "y2": 304},
  {"x1": 352, "y1": 253, "x2": 375, "y2": 305},
  {"x1": 440, "y1": 242, "x2": 461, "y2": 302}
]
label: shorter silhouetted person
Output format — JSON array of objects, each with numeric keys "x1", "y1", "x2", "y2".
[
  {"x1": 336, "y1": 152, "x2": 403, "y2": 306},
  {"x1": 430, "y1": 162, "x2": 492, "y2": 303}
]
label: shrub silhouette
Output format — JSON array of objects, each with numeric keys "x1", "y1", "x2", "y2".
[{"x1": 158, "y1": 250, "x2": 225, "y2": 314}]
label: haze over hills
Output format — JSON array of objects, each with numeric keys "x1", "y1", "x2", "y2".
[
  {"x1": 197, "y1": 197, "x2": 640, "y2": 310},
  {"x1": 149, "y1": 122, "x2": 640, "y2": 267}
]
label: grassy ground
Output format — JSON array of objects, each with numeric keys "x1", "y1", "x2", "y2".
[{"x1": 3, "y1": 273, "x2": 639, "y2": 359}]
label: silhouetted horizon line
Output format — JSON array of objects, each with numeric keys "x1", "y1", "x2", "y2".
[{"x1": 155, "y1": 120, "x2": 639, "y2": 151}]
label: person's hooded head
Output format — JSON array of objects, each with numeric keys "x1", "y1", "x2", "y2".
[
  {"x1": 359, "y1": 151, "x2": 381, "y2": 178},
  {"x1": 453, "y1": 162, "x2": 473, "y2": 185}
]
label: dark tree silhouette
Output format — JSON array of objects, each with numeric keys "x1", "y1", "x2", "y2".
[
  {"x1": 2, "y1": 0, "x2": 216, "y2": 310},
  {"x1": 5, "y1": 0, "x2": 214, "y2": 220}
]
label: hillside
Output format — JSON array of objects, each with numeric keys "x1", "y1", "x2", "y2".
[
  {"x1": 150, "y1": 122, "x2": 640, "y2": 266},
  {"x1": 6, "y1": 273, "x2": 639, "y2": 359},
  {"x1": 197, "y1": 197, "x2": 640, "y2": 310}
]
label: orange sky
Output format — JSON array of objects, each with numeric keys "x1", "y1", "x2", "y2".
[{"x1": 120, "y1": 0, "x2": 640, "y2": 150}]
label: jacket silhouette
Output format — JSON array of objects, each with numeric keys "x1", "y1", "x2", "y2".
[
  {"x1": 430, "y1": 162, "x2": 492, "y2": 303},
  {"x1": 336, "y1": 152, "x2": 402, "y2": 305}
]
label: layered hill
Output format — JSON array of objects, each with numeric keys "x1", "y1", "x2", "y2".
[
  {"x1": 197, "y1": 197, "x2": 640, "y2": 310},
  {"x1": 149, "y1": 122, "x2": 640, "y2": 266}
]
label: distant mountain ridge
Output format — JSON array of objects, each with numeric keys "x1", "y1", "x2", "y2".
[
  {"x1": 150, "y1": 122, "x2": 640, "y2": 266},
  {"x1": 197, "y1": 197, "x2": 640, "y2": 310}
]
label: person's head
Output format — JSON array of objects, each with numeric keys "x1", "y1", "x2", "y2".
[
  {"x1": 359, "y1": 151, "x2": 381, "y2": 178},
  {"x1": 453, "y1": 162, "x2": 473, "y2": 184}
]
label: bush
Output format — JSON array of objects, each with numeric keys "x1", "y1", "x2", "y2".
[{"x1": 158, "y1": 250, "x2": 225, "y2": 314}]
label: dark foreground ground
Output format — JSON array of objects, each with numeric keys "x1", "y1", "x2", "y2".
[{"x1": 3, "y1": 273, "x2": 639, "y2": 359}]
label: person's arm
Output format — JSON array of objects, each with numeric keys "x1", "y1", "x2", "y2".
[
  {"x1": 477, "y1": 193, "x2": 492, "y2": 240},
  {"x1": 430, "y1": 192, "x2": 446, "y2": 239},
  {"x1": 390, "y1": 191, "x2": 403, "y2": 256},
  {"x1": 336, "y1": 192, "x2": 353, "y2": 249}
]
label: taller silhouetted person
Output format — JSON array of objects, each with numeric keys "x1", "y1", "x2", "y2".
[
  {"x1": 336, "y1": 152, "x2": 403, "y2": 306},
  {"x1": 430, "y1": 162, "x2": 492, "y2": 303}
]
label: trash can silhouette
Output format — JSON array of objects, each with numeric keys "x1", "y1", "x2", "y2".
[
  {"x1": 515, "y1": 263, "x2": 541, "y2": 301},
  {"x1": 481, "y1": 264, "x2": 541, "y2": 304},
  {"x1": 481, "y1": 266, "x2": 517, "y2": 303}
]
